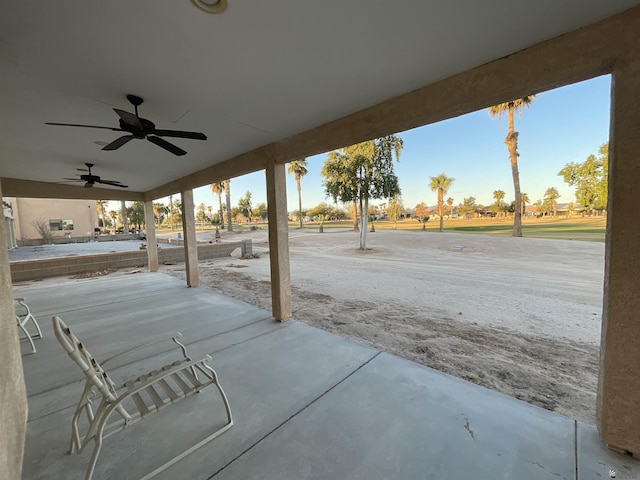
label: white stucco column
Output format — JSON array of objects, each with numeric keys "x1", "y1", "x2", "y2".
[
  {"x1": 143, "y1": 200, "x2": 158, "y2": 272},
  {"x1": 0, "y1": 180, "x2": 27, "y2": 479},
  {"x1": 180, "y1": 190, "x2": 199, "y2": 287},
  {"x1": 597, "y1": 60, "x2": 640, "y2": 455},
  {"x1": 266, "y1": 160, "x2": 292, "y2": 321}
]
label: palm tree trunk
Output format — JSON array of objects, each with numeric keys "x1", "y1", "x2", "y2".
[
  {"x1": 169, "y1": 195, "x2": 174, "y2": 230},
  {"x1": 296, "y1": 175, "x2": 303, "y2": 228},
  {"x1": 217, "y1": 193, "x2": 224, "y2": 229},
  {"x1": 224, "y1": 180, "x2": 232, "y2": 231},
  {"x1": 506, "y1": 107, "x2": 522, "y2": 237},
  {"x1": 438, "y1": 190, "x2": 444, "y2": 232},
  {"x1": 121, "y1": 201, "x2": 128, "y2": 233}
]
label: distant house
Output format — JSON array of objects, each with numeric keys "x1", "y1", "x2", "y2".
[{"x1": 3, "y1": 197, "x2": 98, "y2": 246}]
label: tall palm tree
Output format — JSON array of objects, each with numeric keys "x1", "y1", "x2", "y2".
[
  {"x1": 520, "y1": 192, "x2": 530, "y2": 217},
  {"x1": 168, "y1": 194, "x2": 174, "y2": 230},
  {"x1": 446, "y1": 197, "x2": 454, "y2": 216},
  {"x1": 429, "y1": 173, "x2": 455, "y2": 232},
  {"x1": 210, "y1": 182, "x2": 225, "y2": 228},
  {"x1": 95, "y1": 200, "x2": 107, "y2": 231},
  {"x1": 223, "y1": 179, "x2": 232, "y2": 231},
  {"x1": 493, "y1": 189, "x2": 505, "y2": 216},
  {"x1": 287, "y1": 159, "x2": 308, "y2": 228},
  {"x1": 544, "y1": 187, "x2": 560, "y2": 217},
  {"x1": 489, "y1": 95, "x2": 535, "y2": 237}
]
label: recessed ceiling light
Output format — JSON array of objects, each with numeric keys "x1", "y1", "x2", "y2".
[{"x1": 192, "y1": 0, "x2": 227, "y2": 14}]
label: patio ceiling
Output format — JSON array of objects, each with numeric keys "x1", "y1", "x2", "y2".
[{"x1": 1, "y1": 1, "x2": 639, "y2": 199}]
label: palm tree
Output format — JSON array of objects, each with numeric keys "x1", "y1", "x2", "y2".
[
  {"x1": 488, "y1": 95, "x2": 535, "y2": 237},
  {"x1": 223, "y1": 179, "x2": 232, "y2": 231},
  {"x1": 210, "y1": 182, "x2": 225, "y2": 228},
  {"x1": 168, "y1": 194, "x2": 174, "y2": 230},
  {"x1": 493, "y1": 189, "x2": 505, "y2": 216},
  {"x1": 96, "y1": 200, "x2": 107, "y2": 231},
  {"x1": 429, "y1": 173, "x2": 455, "y2": 232},
  {"x1": 520, "y1": 192, "x2": 530, "y2": 217},
  {"x1": 287, "y1": 159, "x2": 308, "y2": 228},
  {"x1": 446, "y1": 197, "x2": 454, "y2": 216},
  {"x1": 544, "y1": 187, "x2": 560, "y2": 217}
]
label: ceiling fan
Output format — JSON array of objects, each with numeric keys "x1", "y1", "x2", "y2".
[
  {"x1": 46, "y1": 94, "x2": 206, "y2": 156},
  {"x1": 62, "y1": 163, "x2": 128, "y2": 189}
]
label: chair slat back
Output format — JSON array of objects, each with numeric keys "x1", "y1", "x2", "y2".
[{"x1": 52, "y1": 316, "x2": 128, "y2": 418}]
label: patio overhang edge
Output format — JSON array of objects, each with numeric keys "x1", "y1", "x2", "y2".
[{"x1": 1, "y1": 178, "x2": 145, "y2": 202}]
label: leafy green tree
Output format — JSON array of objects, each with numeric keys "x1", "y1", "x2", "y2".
[
  {"x1": 415, "y1": 202, "x2": 430, "y2": 230},
  {"x1": 127, "y1": 202, "x2": 145, "y2": 230},
  {"x1": 457, "y1": 197, "x2": 477, "y2": 218},
  {"x1": 489, "y1": 95, "x2": 535, "y2": 236},
  {"x1": 429, "y1": 173, "x2": 454, "y2": 231},
  {"x1": 322, "y1": 135, "x2": 403, "y2": 249},
  {"x1": 544, "y1": 187, "x2": 560, "y2": 217},
  {"x1": 388, "y1": 194, "x2": 404, "y2": 229},
  {"x1": 196, "y1": 202, "x2": 207, "y2": 227},
  {"x1": 558, "y1": 142, "x2": 608, "y2": 214},
  {"x1": 307, "y1": 202, "x2": 333, "y2": 232},
  {"x1": 238, "y1": 191, "x2": 253, "y2": 223},
  {"x1": 210, "y1": 182, "x2": 225, "y2": 228},
  {"x1": 252, "y1": 202, "x2": 268, "y2": 222},
  {"x1": 171, "y1": 198, "x2": 183, "y2": 226},
  {"x1": 287, "y1": 159, "x2": 308, "y2": 228}
]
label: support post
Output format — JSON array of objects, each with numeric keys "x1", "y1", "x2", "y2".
[
  {"x1": 597, "y1": 60, "x2": 640, "y2": 455},
  {"x1": 181, "y1": 190, "x2": 199, "y2": 287},
  {"x1": 266, "y1": 160, "x2": 292, "y2": 321},
  {"x1": 0, "y1": 179, "x2": 27, "y2": 479},
  {"x1": 144, "y1": 200, "x2": 158, "y2": 272}
]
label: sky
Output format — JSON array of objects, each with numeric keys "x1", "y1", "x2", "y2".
[{"x1": 116, "y1": 75, "x2": 612, "y2": 214}]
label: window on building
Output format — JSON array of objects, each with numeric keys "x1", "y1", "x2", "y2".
[{"x1": 49, "y1": 219, "x2": 74, "y2": 231}]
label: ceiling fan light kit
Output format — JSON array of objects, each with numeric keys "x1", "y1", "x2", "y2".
[{"x1": 46, "y1": 95, "x2": 207, "y2": 156}]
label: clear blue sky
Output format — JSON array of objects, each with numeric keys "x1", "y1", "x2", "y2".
[{"x1": 148, "y1": 75, "x2": 612, "y2": 213}]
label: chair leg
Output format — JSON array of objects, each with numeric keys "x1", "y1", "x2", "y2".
[
  {"x1": 84, "y1": 435, "x2": 103, "y2": 480},
  {"x1": 17, "y1": 318, "x2": 37, "y2": 354},
  {"x1": 28, "y1": 313, "x2": 43, "y2": 339}
]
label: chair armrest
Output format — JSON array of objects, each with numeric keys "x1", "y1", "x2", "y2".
[{"x1": 101, "y1": 333, "x2": 184, "y2": 365}]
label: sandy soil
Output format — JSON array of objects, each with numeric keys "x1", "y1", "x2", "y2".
[{"x1": 159, "y1": 227, "x2": 604, "y2": 424}]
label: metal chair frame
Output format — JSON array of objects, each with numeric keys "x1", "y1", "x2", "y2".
[
  {"x1": 15, "y1": 297, "x2": 43, "y2": 353},
  {"x1": 52, "y1": 316, "x2": 233, "y2": 480}
]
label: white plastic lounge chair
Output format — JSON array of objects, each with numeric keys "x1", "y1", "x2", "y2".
[
  {"x1": 52, "y1": 316, "x2": 233, "y2": 480},
  {"x1": 15, "y1": 297, "x2": 42, "y2": 354}
]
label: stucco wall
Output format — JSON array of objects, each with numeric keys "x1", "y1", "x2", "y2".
[
  {"x1": 11, "y1": 197, "x2": 98, "y2": 241},
  {"x1": 10, "y1": 240, "x2": 250, "y2": 282}
]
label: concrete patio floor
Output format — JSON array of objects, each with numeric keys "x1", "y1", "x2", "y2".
[{"x1": 16, "y1": 272, "x2": 639, "y2": 479}]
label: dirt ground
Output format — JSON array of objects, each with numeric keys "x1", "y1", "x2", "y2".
[{"x1": 159, "y1": 227, "x2": 604, "y2": 424}]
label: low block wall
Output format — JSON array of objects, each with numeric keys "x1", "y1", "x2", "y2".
[{"x1": 10, "y1": 240, "x2": 250, "y2": 282}]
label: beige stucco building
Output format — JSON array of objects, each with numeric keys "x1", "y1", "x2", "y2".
[{"x1": 5, "y1": 197, "x2": 98, "y2": 244}]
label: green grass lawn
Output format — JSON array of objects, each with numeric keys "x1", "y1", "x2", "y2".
[{"x1": 304, "y1": 216, "x2": 606, "y2": 242}]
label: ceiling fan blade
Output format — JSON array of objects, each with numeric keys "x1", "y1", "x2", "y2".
[
  {"x1": 102, "y1": 135, "x2": 136, "y2": 151},
  {"x1": 62, "y1": 177, "x2": 83, "y2": 181},
  {"x1": 46, "y1": 122, "x2": 124, "y2": 132},
  {"x1": 152, "y1": 129, "x2": 207, "y2": 140},
  {"x1": 113, "y1": 108, "x2": 143, "y2": 130},
  {"x1": 97, "y1": 179, "x2": 129, "y2": 188},
  {"x1": 147, "y1": 136, "x2": 187, "y2": 156}
]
